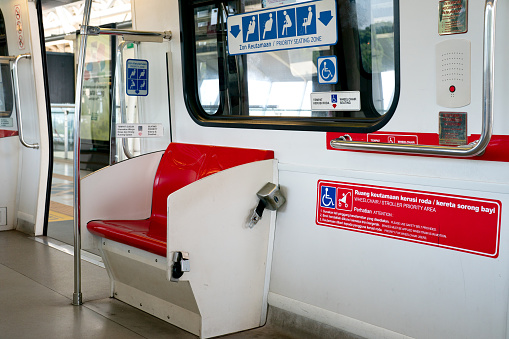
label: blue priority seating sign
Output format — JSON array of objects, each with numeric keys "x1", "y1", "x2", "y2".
[
  {"x1": 126, "y1": 59, "x2": 149, "y2": 96},
  {"x1": 227, "y1": 0, "x2": 337, "y2": 55}
]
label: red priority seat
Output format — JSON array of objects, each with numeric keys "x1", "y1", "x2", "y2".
[{"x1": 87, "y1": 143, "x2": 274, "y2": 257}]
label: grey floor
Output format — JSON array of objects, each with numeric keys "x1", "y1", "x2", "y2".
[
  {"x1": 0, "y1": 230, "x2": 323, "y2": 339},
  {"x1": 0, "y1": 231, "x2": 196, "y2": 338}
]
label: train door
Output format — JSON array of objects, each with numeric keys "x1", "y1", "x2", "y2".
[{"x1": 0, "y1": 0, "x2": 50, "y2": 236}]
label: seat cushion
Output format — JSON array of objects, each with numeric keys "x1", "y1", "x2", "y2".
[
  {"x1": 88, "y1": 143, "x2": 274, "y2": 258},
  {"x1": 150, "y1": 143, "x2": 274, "y2": 228},
  {"x1": 87, "y1": 219, "x2": 167, "y2": 257}
]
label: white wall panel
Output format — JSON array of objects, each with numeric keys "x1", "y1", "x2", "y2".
[{"x1": 131, "y1": 0, "x2": 509, "y2": 337}]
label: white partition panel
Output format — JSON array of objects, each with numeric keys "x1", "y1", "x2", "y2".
[{"x1": 167, "y1": 159, "x2": 277, "y2": 338}]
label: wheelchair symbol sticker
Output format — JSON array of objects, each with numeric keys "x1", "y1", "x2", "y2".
[
  {"x1": 336, "y1": 188, "x2": 353, "y2": 211},
  {"x1": 320, "y1": 186, "x2": 336, "y2": 209},
  {"x1": 317, "y1": 56, "x2": 337, "y2": 84}
]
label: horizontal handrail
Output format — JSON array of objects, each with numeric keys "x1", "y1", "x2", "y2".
[
  {"x1": 330, "y1": 0, "x2": 497, "y2": 157},
  {"x1": 51, "y1": 103, "x2": 75, "y2": 109},
  {"x1": 12, "y1": 53, "x2": 38, "y2": 149},
  {"x1": 0, "y1": 55, "x2": 16, "y2": 64},
  {"x1": 45, "y1": 20, "x2": 133, "y2": 42},
  {"x1": 85, "y1": 26, "x2": 172, "y2": 40}
]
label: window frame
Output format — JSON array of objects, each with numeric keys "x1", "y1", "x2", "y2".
[{"x1": 179, "y1": 0, "x2": 401, "y2": 133}]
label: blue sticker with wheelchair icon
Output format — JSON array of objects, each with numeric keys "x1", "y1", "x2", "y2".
[
  {"x1": 320, "y1": 186, "x2": 336, "y2": 209},
  {"x1": 317, "y1": 56, "x2": 338, "y2": 84}
]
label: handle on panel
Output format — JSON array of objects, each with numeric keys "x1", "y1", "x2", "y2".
[
  {"x1": 12, "y1": 53, "x2": 38, "y2": 149},
  {"x1": 116, "y1": 40, "x2": 134, "y2": 159}
]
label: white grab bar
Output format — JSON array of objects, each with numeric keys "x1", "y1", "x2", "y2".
[{"x1": 12, "y1": 53, "x2": 38, "y2": 149}]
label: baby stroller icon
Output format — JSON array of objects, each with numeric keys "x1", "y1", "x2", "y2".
[{"x1": 337, "y1": 192, "x2": 351, "y2": 208}]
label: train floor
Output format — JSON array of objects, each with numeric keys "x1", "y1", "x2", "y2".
[{"x1": 0, "y1": 230, "x2": 319, "y2": 339}]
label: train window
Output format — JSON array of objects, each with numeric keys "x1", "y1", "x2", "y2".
[
  {"x1": 0, "y1": 9, "x2": 13, "y2": 119},
  {"x1": 180, "y1": 0, "x2": 400, "y2": 132}
]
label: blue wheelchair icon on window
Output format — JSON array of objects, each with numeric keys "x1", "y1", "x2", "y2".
[
  {"x1": 317, "y1": 56, "x2": 338, "y2": 84},
  {"x1": 320, "y1": 60, "x2": 335, "y2": 81},
  {"x1": 320, "y1": 186, "x2": 336, "y2": 209}
]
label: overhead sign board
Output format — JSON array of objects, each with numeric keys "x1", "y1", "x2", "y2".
[{"x1": 227, "y1": 0, "x2": 337, "y2": 55}]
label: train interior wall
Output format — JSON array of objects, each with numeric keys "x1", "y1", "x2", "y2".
[{"x1": 131, "y1": 0, "x2": 509, "y2": 338}]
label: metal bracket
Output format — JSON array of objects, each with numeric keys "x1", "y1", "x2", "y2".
[{"x1": 248, "y1": 183, "x2": 286, "y2": 228}]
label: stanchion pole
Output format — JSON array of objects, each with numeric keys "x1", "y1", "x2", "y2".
[{"x1": 72, "y1": 0, "x2": 93, "y2": 306}]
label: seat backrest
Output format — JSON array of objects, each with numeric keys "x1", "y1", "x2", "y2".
[{"x1": 150, "y1": 143, "x2": 274, "y2": 229}]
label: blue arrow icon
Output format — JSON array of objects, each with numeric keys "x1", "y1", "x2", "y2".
[
  {"x1": 230, "y1": 25, "x2": 241, "y2": 38},
  {"x1": 318, "y1": 10, "x2": 333, "y2": 26}
]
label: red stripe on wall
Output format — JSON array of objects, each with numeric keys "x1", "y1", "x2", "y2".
[{"x1": 0, "y1": 130, "x2": 18, "y2": 138}]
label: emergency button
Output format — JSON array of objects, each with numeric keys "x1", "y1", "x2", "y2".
[{"x1": 449, "y1": 85, "x2": 456, "y2": 93}]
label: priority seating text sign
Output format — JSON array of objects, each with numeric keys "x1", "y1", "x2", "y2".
[
  {"x1": 316, "y1": 181, "x2": 501, "y2": 258},
  {"x1": 227, "y1": 0, "x2": 337, "y2": 55}
]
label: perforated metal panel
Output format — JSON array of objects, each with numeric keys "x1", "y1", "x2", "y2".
[{"x1": 436, "y1": 39, "x2": 471, "y2": 108}]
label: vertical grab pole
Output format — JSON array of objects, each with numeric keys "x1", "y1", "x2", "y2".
[
  {"x1": 117, "y1": 41, "x2": 134, "y2": 159},
  {"x1": 73, "y1": 0, "x2": 93, "y2": 306}
]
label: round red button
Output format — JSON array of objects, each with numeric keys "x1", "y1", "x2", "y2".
[{"x1": 449, "y1": 85, "x2": 456, "y2": 93}]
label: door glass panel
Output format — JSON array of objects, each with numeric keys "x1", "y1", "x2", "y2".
[
  {"x1": 77, "y1": 33, "x2": 114, "y2": 171},
  {"x1": 113, "y1": 41, "x2": 172, "y2": 163},
  {"x1": 0, "y1": 10, "x2": 13, "y2": 119}
]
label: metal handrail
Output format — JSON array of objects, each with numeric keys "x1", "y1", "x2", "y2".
[
  {"x1": 330, "y1": 0, "x2": 497, "y2": 157},
  {"x1": 12, "y1": 54, "x2": 38, "y2": 149},
  {"x1": 0, "y1": 55, "x2": 16, "y2": 64},
  {"x1": 73, "y1": 0, "x2": 93, "y2": 306},
  {"x1": 45, "y1": 20, "x2": 133, "y2": 43},
  {"x1": 116, "y1": 40, "x2": 134, "y2": 159},
  {"x1": 86, "y1": 26, "x2": 172, "y2": 40},
  {"x1": 50, "y1": 103, "x2": 75, "y2": 109}
]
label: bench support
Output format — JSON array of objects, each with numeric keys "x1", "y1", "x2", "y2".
[
  {"x1": 99, "y1": 239, "x2": 201, "y2": 335},
  {"x1": 85, "y1": 156, "x2": 278, "y2": 338}
]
